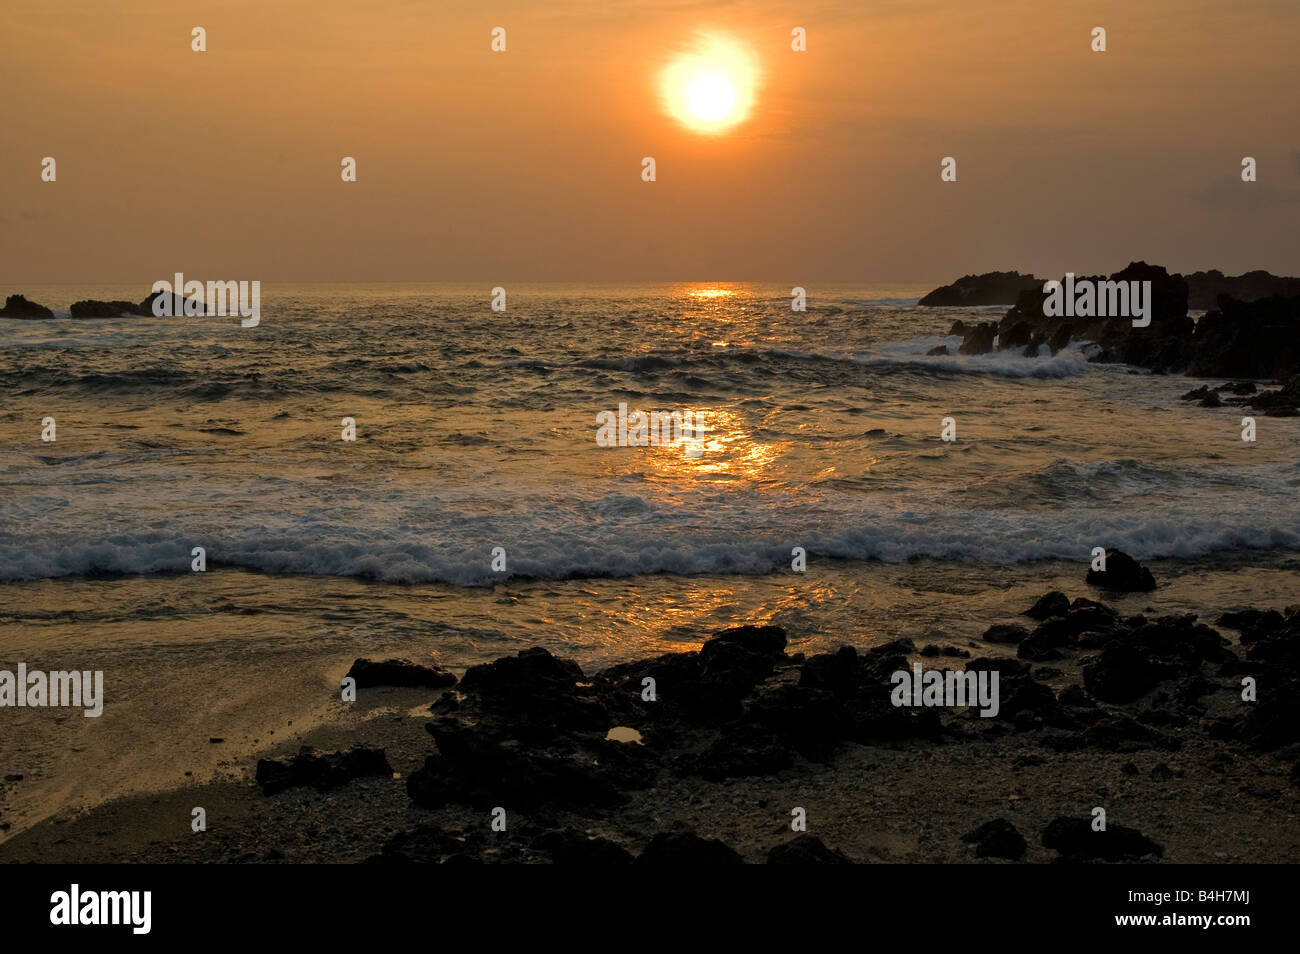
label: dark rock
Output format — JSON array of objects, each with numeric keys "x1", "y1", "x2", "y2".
[
  {"x1": 635, "y1": 832, "x2": 744, "y2": 865},
  {"x1": 958, "y1": 321, "x2": 998, "y2": 355},
  {"x1": 69, "y1": 299, "x2": 146, "y2": 319},
  {"x1": 1184, "y1": 269, "x2": 1300, "y2": 311},
  {"x1": 1250, "y1": 374, "x2": 1300, "y2": 414},
  {"x1": 695, "y1": 723, "x2": 795, "y2": 780},
  {"x1": 139, "y1": 289, "x2": 202, "y2": 316},
  {"x1": 346, "y1": 657, "x2": 457, "y2": 689},
  {"x1": 1025, "y1": 591, "x2": 1070, "y2": 620},
  {"x1": 256, "y1": 746, "x2": 393, "y2": 795},
  {"x1": 799, "y1": 645, "x2": 864, "y2": 693},
  {"x1": 371, "y1": 826, "x2": 480, "y2": 864},
  {"x1": 741, "y1": 684, "x2": 852, "y2": 762},
  {"x1": 925, "y1": 345, "x2": 950, "y2": 356},
  {"x1": 406, "y1": 745, "x2": 626, "y2": 810},
  {"x1": 1083, "y1": 644, "x2": 1160, "y2": 702},
  {"x1": 1189, "y1": 295, "x2": 1300, "y2": 380},
  {"x1": 1042, "y1": 816, "x2": 1163, "y2": 861},
  {"x1": 964, "y1": 657, "x2": 1063, "y2": 725},
  {"x1": 537, "y1": 829, "x2": 635, "y2": 864},
  {"x1": 984, "y1": 624, "x2": 1029, "y2": 645},
  {"x1": 1085, "y1": 549, "x2": 1157, "y2": 592},
  {"x1": 918, "y1": 271, "x2": 1042, "y2": 307},
  {"x1": 1217, "y1": 608, "x2": 1285, "y2": 643},
  {"x1": 1043, "y1": 714, "x2": 1180, "y2": 753},
  {"x1": 961, "y1": 818, "x2": 1027, "y2": 859},
  {"x1": 1057, "y1": 684, "x2": 1095, "y2": 708},
  {"x1": 0, "y1": 294, "x2": 54, "y2": 319},
  {"x1": 1001, "y1": 320, "x2": 1034, "y2": 350},
  {"x1": 767, "y1": 834, "x2": 851, "y2": 864}
]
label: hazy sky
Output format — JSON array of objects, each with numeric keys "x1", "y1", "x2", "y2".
[{"x1": 2, "y1": 0, "x2": 1297, "y2": 284}]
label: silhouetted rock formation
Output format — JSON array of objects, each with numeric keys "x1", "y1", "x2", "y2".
[
  {"x1": 1184, "y1": 269, "x2": 1300, "y2": 311},
  {"x1": 69, "y1": 299, "x2": 147, "y2": 318},
  {"x1": 920, "y1": 267, "x2": 1300, "y2": 311},
  {"x1": 0, "y1": 294, "x2": 54, "y2": 319},
  {"x1": 918, "y1": 271, "x2": 1042, "y2": 306},
  {"x1": 940, "y1": 262, "x2": 1300, "y2": 389}
]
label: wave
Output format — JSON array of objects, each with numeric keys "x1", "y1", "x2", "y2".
[{"x1": 4, "y1": 478, "x2": 1296, "y2": 584}]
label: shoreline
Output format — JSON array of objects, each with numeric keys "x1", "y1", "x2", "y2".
[{"x1": 3, "y1": 560, "x2": 1296, "y2": 864}]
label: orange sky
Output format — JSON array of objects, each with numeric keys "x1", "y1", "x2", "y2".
[{"x1": 2, "y1": 0, "x2": 1297, "y2": 283}]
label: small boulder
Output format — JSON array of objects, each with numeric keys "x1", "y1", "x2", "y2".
[
  {"x1": 767, "y1": 835, "x2": 851, "y2": 864},
  {"x1": 1041, "y1": 816, "x2": 1163, "y2": 861},
  {"x1": 1085, "y1": 549, "x2": 1157, "y2": 592},
  {"x1": 961, "y1": 818, "x2": 1027, "y2": 860},
  {"x1": 345, "y1": 657, "x2": 456, "y2": 689}
]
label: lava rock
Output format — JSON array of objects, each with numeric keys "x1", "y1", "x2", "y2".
[
  {"x1": 961, "y1": 818, "x2": 1027, "y2": 859},
  {"x1": 346, "y1": 657, "x2": 456, "y2": 689},
  {"x1": 767, "y1": 835, "x2": 851, "y2": 864},
  {"x1": 1085, "y1": 549, "x2": 1157, "y2": 592},
  {"x1": 1082, "y1": 643, "x2": 1161, "y2": 703},
  {"x1": 1042, "y1": 816, "x2": 1163, "y2": 861},
  {"x1": 635, "y1": 832, "x2": 744, "y2": 865},
  {"x1": 984, "y1": 624, "x2": 1029, "y2": 645},
  {"x1": 1025, "y1": 591, "x2": 1070, "y2": 620},
  {"x1": 256, "y1": 746, "x2": 393, "y2": 795}
]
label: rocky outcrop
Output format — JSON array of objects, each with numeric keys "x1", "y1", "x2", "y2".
[
  {"x1": 69, "y1": 299, "x2": 148, "y2": 318},
  {"x1": 1184, "y1": 269, "x2": 1300, "y2": 311},
  {"x1": 921, "y1": 266, "x2": 1300, "y2": 312},
  {"x1": 0, "y1": 294, "x2": 54, "y2": 319},
  {"x1": 938, "y1": 262, "x2": 1300, "y2": 390},
  {"x1": 918, "y1": 271, "x2": 1042, "y2": 306},
  {"x1": 1186, "y1": 294, "x2": 1300, "y2": 379}
]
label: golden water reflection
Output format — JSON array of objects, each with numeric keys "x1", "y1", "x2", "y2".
[{"x1": 637, "y1": 405, "x2": 782, "y2": 483}]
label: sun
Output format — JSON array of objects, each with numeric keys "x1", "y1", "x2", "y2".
[{"x1": 660, "y1": 33, "x2": 759, "y2": 134}]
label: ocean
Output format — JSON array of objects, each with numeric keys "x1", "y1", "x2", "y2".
[{"x1": 2, "y1": 282, "x2": 1298, "y2": 834}]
